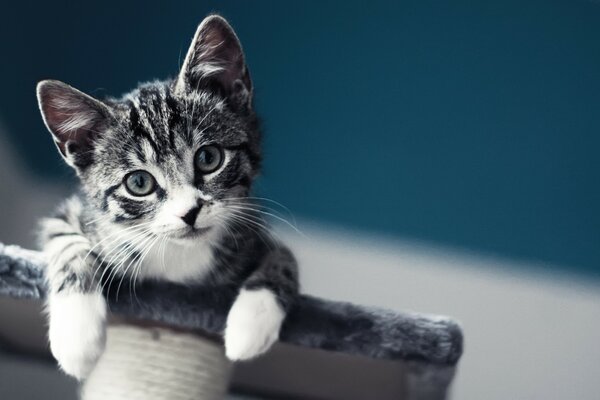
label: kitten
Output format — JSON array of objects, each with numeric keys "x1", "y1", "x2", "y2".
[{"x1": 35, "y1": 15, "x2": 298, "y2": 380}]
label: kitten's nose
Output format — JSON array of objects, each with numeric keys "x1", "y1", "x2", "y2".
[{"x1": 181, "y1": 205, "x2": 201, "y2": 226}]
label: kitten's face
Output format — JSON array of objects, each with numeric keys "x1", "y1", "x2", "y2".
[
  {"x1": 88, "y1": 86, "x2": 258, "y2": 242},
  {"x1": 36, "y1": 16, "x2": 260, "y2": 243}
]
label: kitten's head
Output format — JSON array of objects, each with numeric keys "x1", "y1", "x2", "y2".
[{"x1": 36, "y1": 15, "x2": 261, "y2": 242}]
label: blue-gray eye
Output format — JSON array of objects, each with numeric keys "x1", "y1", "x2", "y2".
[
  {"x1": 124, "y1": 170, "x2": 156, "y2": 196},
  {"x1": 195, "y1": 145, "x2": 223, "y2": 174}
]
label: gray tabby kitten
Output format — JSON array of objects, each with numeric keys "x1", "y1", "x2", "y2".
[{"x1": 35, "y1": 15, "x2": 298, "y2": 380}]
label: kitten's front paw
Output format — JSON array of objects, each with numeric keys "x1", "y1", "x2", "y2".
[
  {"x1": 225, "y1": 288, "x2": 285, "y2": 361},
  {"x1": 48, "y1": 292, "x2": 107, "y2": 380}
]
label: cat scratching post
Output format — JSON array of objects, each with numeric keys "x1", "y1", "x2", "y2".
[
  {"x1": 82, "y1": 324, "x2": 231, "y2": 400},
  {"x1": 0, "y1": 243, "x2": 464, "y2": 400}
]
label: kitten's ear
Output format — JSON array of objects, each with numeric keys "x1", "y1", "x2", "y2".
[
  {"x1": 36, "y1": 80, "x2": 112, "y2": 170},
  {"x1": 175, "y1": 15, "x2": 253, "y2": 109}
]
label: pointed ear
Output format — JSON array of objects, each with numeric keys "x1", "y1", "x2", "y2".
[
  {"x1": 36, "y1": 80, "x2": 112, "y2": 170},
  {"x1": 175, "y1": 15, "x2": 253, "y2": 109}
]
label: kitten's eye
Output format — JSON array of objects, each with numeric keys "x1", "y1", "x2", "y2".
[
  {"x1": 195, "y1": 145, "x2": 223, "y2": 174},
  {"x1": 124, "y1": 170, "x2": 156, "y2": 196}
]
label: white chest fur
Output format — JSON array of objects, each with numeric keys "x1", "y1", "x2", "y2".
[
  {"x1": 95, "y1": 222, "x2": 218, "y2": 285},
  {"x1": 139, "y1": 238, "x2": 216, "y2": 283}
]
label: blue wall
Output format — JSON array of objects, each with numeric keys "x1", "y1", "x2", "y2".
[{"x1": 0, "y1": 1, "x2": 598, "y2": 272}]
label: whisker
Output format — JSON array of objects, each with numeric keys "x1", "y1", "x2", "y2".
[
  {"x1": 108, "y1": 231, "x2": 153, "y2": 301},
  {"x1": 225, "y1": 204, "x2": 304, "y2": 236},
  {"x1": 85, "y1": 221, "x2": 153, "y2": 264},
  {"x1": 159, "y1": 234, "x2": 168, "y2": 274},
  {"x1": 225, "y1": 213, "x2": 276, "y2": 250},
  {"x1": 215, "y1": 215, "x2": 240, "y2": 250},
  {"x1": 130, "y1": 235, "x2": 159, "y2": 304},
  {"x1": 88, "y1": 227, "x2": 154, "y2": 286},
  {"x1": 116, "y1": 234, "x2": 157, "y2": 302},
  {"x1": 109, "y1": 231, "x2": 155, "y2": 300},
  {"x1": 99, "y1": 229, "x2": 153, "y2": 295},
  {"x1": 227, "y1": 196, "x2": 297, "y2": 223}
]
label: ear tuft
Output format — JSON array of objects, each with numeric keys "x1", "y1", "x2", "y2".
[
  {"x1": 175, "y1": 15, "x2": 252, "y2": 108},
  {"x1": 36, "y1": 80, "x2": 110, "y2": 169}
]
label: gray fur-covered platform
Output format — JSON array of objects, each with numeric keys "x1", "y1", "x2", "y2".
[{"x1": 0, "y1": 242, "x2": 463, "y2": 398}]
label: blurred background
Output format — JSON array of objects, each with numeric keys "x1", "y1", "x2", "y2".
[{"x1": 0, "y1": 0, "x2": 599, "y2": 399}]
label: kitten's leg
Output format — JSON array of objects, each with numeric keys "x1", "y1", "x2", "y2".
[
  {"x1": 225, "y1": 246, "x2": 298, "y2": 361},
  {"x1": 41, "y1": 211, "x2": 107, "y2": 380}
]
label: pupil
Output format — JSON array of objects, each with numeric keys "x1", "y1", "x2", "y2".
[
  {"x1": 201, "y1": 150, "x2": 213, "y2": 165},
  {"x1": 135, "y1": 175, "x2": 145, "y2": 187}
]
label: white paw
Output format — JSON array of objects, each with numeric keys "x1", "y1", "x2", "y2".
[
  {"x1": 224, "y1": 288, "x2": 285, "y2": 361},
  {"x1": 48, "y1": 292, "x2": 107, "y2": 380}
]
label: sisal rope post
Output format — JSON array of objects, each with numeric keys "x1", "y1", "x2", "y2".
[{"x1": 81, "y1": 324, "x2": 231, "y2": 400}]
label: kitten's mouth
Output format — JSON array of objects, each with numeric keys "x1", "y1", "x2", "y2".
[{"x1": 172, "y1": 226, "x2": 212, "y2": 240}]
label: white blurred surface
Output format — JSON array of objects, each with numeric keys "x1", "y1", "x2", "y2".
[{"x1": 282, "y1": 224, "x2": 600, "y2": 400}]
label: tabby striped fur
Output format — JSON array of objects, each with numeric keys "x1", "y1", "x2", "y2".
[{"x1": 35, "y1": 15, "x2": 298, "y2": 379}]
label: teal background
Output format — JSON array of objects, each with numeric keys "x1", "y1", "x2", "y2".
[{"x1": 0, "y1": 1, "x2": 598, "y2": 272}]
